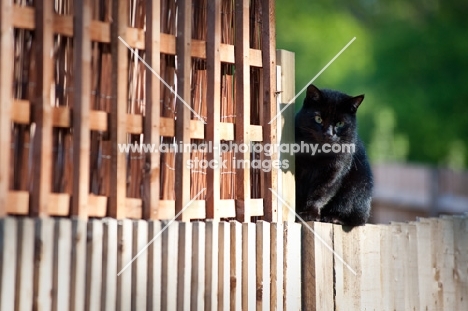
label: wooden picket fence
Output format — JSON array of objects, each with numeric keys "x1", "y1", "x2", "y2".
[
  {"x1": 1, "y1": 214, "x2": 466, "y2": 310},
  {"x1": 0, "y1": 217, "x2": 302, "y2": 310}
]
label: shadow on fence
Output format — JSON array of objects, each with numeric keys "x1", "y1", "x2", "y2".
[{"x1": 1, "y1": 215, "x2": 467, "y2": 310}]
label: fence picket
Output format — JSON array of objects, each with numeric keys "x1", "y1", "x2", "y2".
[
  {"x1": 147, "y1": 221, "x2": 162, "y2": 311},
  {"x1": 413, "y1": 219, "x2": 437, "y2": 310},
  {"x1": 403, "y1": 223, "x2": 420, "y2": 310},
  {"x1": 437, "y1": 218, "x2": 456, "y2": 310},
  {"x1": 451, "y1": 215, "x2": 468, "y2": 311},
  {"x1": 218, "y1": 222, "x2": 230, "y2": 311},
  {"x1": 34, "y1": 218, "x2": 54, "y2": 310},
  {"x1": 70, "y1": 219, "x2": 87, "y2": 311},
  {"x1": 205, "y1": 221, "x2": 218, "y2": 310},
  {"x1": 379, "y1": 225, "x2": 395, "y2": 311},
  {"x1": 161, "y1": 221, "x2": 179, "y2": 310},
  {"x1": 270, "y1": 222, "x2": 284, "y2": 311},
  {"x1": 360, "y1": 225, "x2": 382, "y2": 310},
  {"x1": 16, "y1": 218, "x2": 35, "y2": 311},
  {"x1": 85, "y1": 220, "x2": 103, "y2": 310},
  {"x1": 284, "y1": 222, "x2": 301, "y2": 310},
  {"x1": 132, "y1": 220, "x2": 148, "y2": 310},
  {"x1": 0, "y1": 218, "x2": 17, "y2": 311},
  {"x1": 117, "y1": 219, "x2": 133, "y2": 310},
  {"x1": 256, "y1": 221, "x2": 271, "y2": 311},
  {"x1": 191, "y1": 222, "x2": 206, "y2": 310},
  {"x1": 302, "y1": 221, "x2": 334, "y2": 311},
  {"x1": 176, "y1": 222, "x2": 192, "y2": 310},
  {"x1": 102, "y1": 218, "x2": 118, "y2": 311},
  {"x1": 54, "y1": 218, "x2": 72, "y2": 311},
  {"x1": 230, "y1": 221, "x2": 242, "y2": 310},
  {"x1": 242, "y1": 223, "x2": 256, "y2": 310}
]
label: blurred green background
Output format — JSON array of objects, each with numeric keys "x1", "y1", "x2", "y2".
[{"x1": 276, "y1": 0, "x2": 468, "y2": 169}]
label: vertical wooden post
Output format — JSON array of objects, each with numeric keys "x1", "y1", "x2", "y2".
[
  {"x1": 205, "y1": 221, "x2": 218, "y2": 310},
  {"x1": 32, "y1": 0, "x2": 54, "y2": 216},
  {"x1": 177, "y1": 222, "x2": 192, "y2": 310},
  {"x1": 283, "y1": 222, "x2": 301, "y2": 310},
  {"x1": 276, "y1": 50, "x2": 296, "y2": 222},
  {"x1": 302, "y1": 221, "x2": 334, "y2": 311},
  {"x1": 206, "y1": 0, "x2": 222, "y2": 220},
  {"x1": 242, "y1": 223, "x2": 256, "y2": 310},
  {"x1": 0, "y1": 0, "x2": 13, "y2": 216},
  {"x1": 174, "y1": 0, "x2": 192, "y2": 221},
  {"x1": 256, "y1": 221, "x2": 271, "y2": 310},
  {"x1": 0, "y1": 218, "x2": 17, "y2": 310},
  {"x1": 230, "y1": 221, "x2": 242, "y2": 310},
  {"x1": 235, "y1": 0, "x2": 251, "y2": 222},
  {"x1": 110, "y1": 0, "x2": 129, "y2": 219},
  {"x1": 143, "y1": 0, "x2": 161, "y2": 220},
  {"x1": 260, "y1": 0, "x2": 277, "y2": 222},
  {"x1": 72, "y1": 0, "x2": 92, "y2": 218}
]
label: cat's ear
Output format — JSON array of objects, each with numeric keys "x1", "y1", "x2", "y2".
[
  {"x1": 306, "y1": 84, "x2": 322, "y2": 101},
  {"x1": 349, "y1": 94, "x2": 364, "y2": 113}
]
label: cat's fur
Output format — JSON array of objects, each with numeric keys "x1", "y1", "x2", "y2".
[{"x1": 295, "y1": 84, "x2": 373, "y2": 226}]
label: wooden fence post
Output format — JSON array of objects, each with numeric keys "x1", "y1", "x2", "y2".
[
  {"x1": 174, "y1": 0, "x2": 192, "y2": 221},
  {"x1": 109, "y1": 0, "x2": 128, "y2": 219},
  {"x1": 0, "y1": 0, "x2": 14, "y2": 216},
  {"x1": 31, "y1": 0, "x2": 54, "y2": 216},
  {"x1": 177, "y1": 223, "x2": 193, "y2": 310},
  {"x1": 302, "y1": 221, "x2": 334, "y2": 310},
  {"x1": 143, "y1": 0, "x2": 161, "y2": 220},
  {"x1": 284, "y1": 222, "x2": 301, "y2": 310},
  {"x1": 256, "y1": 221, "x2": 271, "y2": 310},
  {"x1": 260, "y1": 0, "x2": 278, "y2": 222},
  {"x1": 276, "y1": 50, "x2": 296, "y2": 222},
  {"x1": 0, "y1": 218, "x2": 17, "y2": 310},
  {"x1": 71, "y1": 0, "x2": 91, "y2": 218},
  {"x1": 205, "y1": 0, "x2": 222, "y2": 221},
  {"x1": 234, "y1": 0, "x2": 252, "y2": 222},
  {"x1": 230, "y1": 221, "x2": 242, "y2": 310}
]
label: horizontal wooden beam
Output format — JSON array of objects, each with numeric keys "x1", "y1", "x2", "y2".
[
  {"x1": 219, "y1": 122, "x2": 234, "y2": 141},
  {"x1": 6, "y1": 191, "x2": 29, "y2": 214},
  {"x1": 11, "y1": 100, "x2": 30, "y2": 124},
  {"x1": 250, "y1": 125, "x2": 263, "y2": 142},
  {"x1": 88, "y1": 194, "x2": 107, "y2": 217},
  {"x1": 10, "y1": 5, "x2": 262, "y2": 66}
]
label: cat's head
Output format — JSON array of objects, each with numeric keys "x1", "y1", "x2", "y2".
[{"x1": 296, "y1": 84, "x2": 364, "y2": 144}]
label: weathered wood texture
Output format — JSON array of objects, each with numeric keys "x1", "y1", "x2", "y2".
[
  {"x1": 1, "y1": 0, "x2": 280, "y2": 221},
  {"x1": 2, "y1": 215, "x2": 465, "y2": 310}
]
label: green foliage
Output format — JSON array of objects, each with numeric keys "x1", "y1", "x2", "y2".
[{"x1": 276, "y1": 0, "x2": 468, "y2": 168}]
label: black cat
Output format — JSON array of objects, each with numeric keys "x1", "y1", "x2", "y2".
[{"x1": 295, "y1": 84, "x2": 373, "y2": 226}]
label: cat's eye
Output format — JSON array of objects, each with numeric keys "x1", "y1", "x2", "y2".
[
  {"x1": 336, "y1": 121, "x2": 345, "y2": 128},
  {"x1": 314, "y1": 116, "x2": 322, "y2": 124}
]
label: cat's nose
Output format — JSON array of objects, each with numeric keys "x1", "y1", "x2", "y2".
[{"x1": 324, "y1": 126, "x2": 334, "y2": 138}]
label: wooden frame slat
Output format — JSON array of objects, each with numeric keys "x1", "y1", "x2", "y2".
[
  {"x1": 143, "y1": 0, "x2": 161, "y2": 220},
  {"x1": 260, "y1": 0, "x2": 277, "y2": 222},
  {"x1": 234, "y1": 0, "x2": 251, "y2": 222},
  {"x1": 109, "y1": 0, "x2": 129, "y2": 219},
  {"x1": 72, "y1": 0, "x2": 92, "y2": 218},
  {"x1": 174, "y1": 0, "x2": 192, "y2": 221},
  {"x1": 206, "y1": 0, "x2": 222, "y2": 220},
  {"x1": 31, "y1": 0, "x2": 54, "y2": 216},
  {"x1": 0, "y1": 0, "x2": 14, "y2": 216}
]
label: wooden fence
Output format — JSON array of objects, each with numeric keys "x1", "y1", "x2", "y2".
[
  {"x1": 372, "y1": 163, "x2": 468, "y2": 223},
  {"x1": 0, "y1": 0, "x2": 282, "y2": 222},
  {"x1": 1, "y1": 214, "x2": 466, "y2": 310}
]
